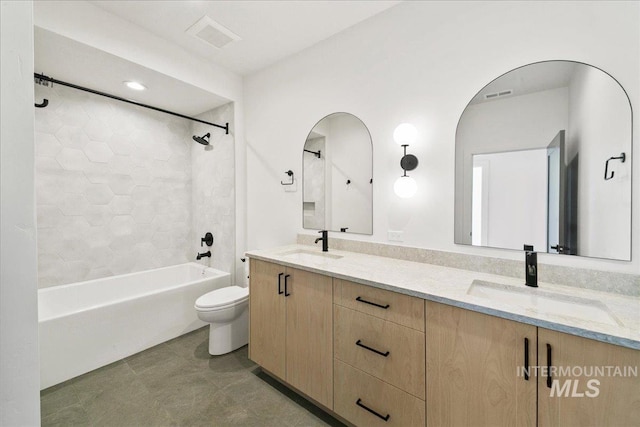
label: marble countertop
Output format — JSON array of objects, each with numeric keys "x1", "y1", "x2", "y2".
[{"x1": 246, "y1": 244, "x2": 640, "y2": 350}]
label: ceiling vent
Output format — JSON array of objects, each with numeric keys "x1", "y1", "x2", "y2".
[
  {"x1": 484, "y1": 89, "x2": 513, "y2": 100},
  {"x1": 186, "y1": 16, "x2": 241, "y2": 49}
]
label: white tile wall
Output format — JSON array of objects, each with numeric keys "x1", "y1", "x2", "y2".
[
  {"x1": 191, "y1": 103, "x2": 236, "y2": 277},
  {"x1": 34, "y1": 84, "x2": 212, "y2": 287}
]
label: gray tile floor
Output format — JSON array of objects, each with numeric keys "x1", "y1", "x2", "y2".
[{"x1": 41, "y1": 327, "x2": 346, "y2": 427}]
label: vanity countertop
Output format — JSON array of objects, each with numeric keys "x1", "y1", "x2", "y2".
[{"x1": 246, "y1": 244, "x2": 640, "y2": 350}]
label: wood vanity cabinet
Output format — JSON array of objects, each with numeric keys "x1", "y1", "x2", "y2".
[
  {"x1": 537, "y1": 328, "x2": 640, "y2": 427},
  {"x1": 426, "y1": 301, "x2": 640, "y2": 427},
  {"x1": 426, "y1": 300, "x2": 537, "y2": 427},
  {"x1": 248, "y1": 259, "x2": 333, "y2": 409},
  {"x1": 334, "y1": 279, "x2": 426, "y2": 426}
]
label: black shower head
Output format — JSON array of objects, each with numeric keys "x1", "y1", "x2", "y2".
[{"x1": 192, "y1": 133, "x2": 211, "y2": 145}]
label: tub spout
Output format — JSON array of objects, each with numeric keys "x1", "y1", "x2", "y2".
[{"x1": 197, "y1": 251, "x2": 211, "y2": 260}]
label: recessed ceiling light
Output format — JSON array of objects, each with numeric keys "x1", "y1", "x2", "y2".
[{"x1": 124, "y1": 81, "x2": 146, "y2": 91}]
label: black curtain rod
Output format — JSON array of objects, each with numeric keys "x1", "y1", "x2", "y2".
[{"x1": 34, "y1": 73, "x2": 229, "y2": 134}]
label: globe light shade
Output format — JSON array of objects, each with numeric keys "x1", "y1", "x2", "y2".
[
  {"x1": 394, "y1": 175, "x2": 417, "y2": 198},
  {"x1": 393, "y1": 123, "x2": 417, "y2": 146}
]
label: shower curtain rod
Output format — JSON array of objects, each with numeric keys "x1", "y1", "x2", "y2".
[{"x1": 33, "y1": 73, "x2": 229, "y2": 134}]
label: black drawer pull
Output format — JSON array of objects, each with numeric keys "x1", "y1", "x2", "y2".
[
  {"x1": 277, "y1": 273, "x2": 284, "y2": 295},
  {"x1": 546, "y1": 343, "x2": 553, "y2": 388},
  {"x1": 284, "y1": 274, "x2": 291, "y2": 297},
  {"x1": 356, "y1": 296, "x2": 390, "y2": 309},
  {"x1": 523, "y1": 337, "x2": 529, "y2": 381},
  {"x1": 356, "y1": 340, "x2": 390, "y2": 357},
  {"x1": 356, "y1": 398, "x2": 390, "y2": 422}
]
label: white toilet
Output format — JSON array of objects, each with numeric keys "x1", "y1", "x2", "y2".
[{"x1": 194, "y1": 285, "x2": 249, "y2": 356}]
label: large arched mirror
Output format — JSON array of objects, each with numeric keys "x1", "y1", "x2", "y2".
[
  {"x1": 303, "y1": 112, "x2": 373, "y2": 235},
  {"x1": 455, "y1": 61, "x2": 632, "y2": 261}
]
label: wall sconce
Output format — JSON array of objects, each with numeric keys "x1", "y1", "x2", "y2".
[{"x1": 393, "y1": 123, "x2": 418, "y2": 198}]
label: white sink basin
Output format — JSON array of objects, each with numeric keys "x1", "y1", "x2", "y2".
[
  {"x1": 467, "y1": 280, "x2": 622, "y2": 326},
  {"x1": 277, "y1": 249, "x2": 343, "y2": 264}
]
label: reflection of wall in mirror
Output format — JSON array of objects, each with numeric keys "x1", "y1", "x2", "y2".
[
  {"x1": 456, "y1": 87, "x2": 569, "y2": 245},
  {"x1": 303, "y1": 136, "x2": 326, "y2": 229},
  {"x1": 472, "y1": 150, "x2": 547, "y2": 251},
  {"x1": 567, "y1": 66, "x2": 631, "y2": 260},
  {"x1": 326, "y1": 115, "x2": 372, "y2": 234}
]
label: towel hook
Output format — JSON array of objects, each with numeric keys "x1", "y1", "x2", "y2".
[
  {"x1": 281, "y1": 170, "x2": 294, "y2": 185},
  {"x1": 35, "y1": 99, "x2": 49, "y2": 108},
  {"x1": 604, "y1": 153, "x2": 626, "y2": 180}
]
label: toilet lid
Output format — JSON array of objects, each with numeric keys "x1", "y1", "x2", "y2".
[{"x1": 195, "y1": 286, "x2": 249, "y2": 310}]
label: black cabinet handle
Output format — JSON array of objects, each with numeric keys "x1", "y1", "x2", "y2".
[
  {"x1": 356, "y1": 399, "x2": 390, "y2": 422},
  {"x1": 355, "y1": 340, "x2": 389, "y2": 357},
  {"x1": 284, "y1": 274, "x2": 291, "y2": 297},
  {"x1": 546, "y1": 343, "x2": 552, "y2": 388},
  {"x1": 524, "y1": 337, "x2": 529, "y2": 381},
  {"x1": 277, "y1": 273, "x2": 284, "y2": 295},
  {"x1": 356, "y1": 296, "x2": 390, "y2": 309}
]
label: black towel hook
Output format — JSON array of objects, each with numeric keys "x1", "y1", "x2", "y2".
[
  {"x1": 604, "y1": 152, "x2": 626, "y2": 180},
  {"x1": 35, "y1": 99, "x2": 48, "y2": 108}
]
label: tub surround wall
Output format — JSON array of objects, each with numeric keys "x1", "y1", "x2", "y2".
[
  {"x1": 35, "y1": 84, "x2": 193, "y2": 287},
  {"x1": 297, "y1": 234, "x2": 640, "y2": 297},
  {"x1": 192, "y1": 103, "x2": 236, "y2": 276}
]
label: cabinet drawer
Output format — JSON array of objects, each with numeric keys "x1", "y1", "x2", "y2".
[
  {"x1": 334, "y1": 305, "x2": 425, "y2": 399},
  {"x1": 334, "y1": 278, "x2": 424, "y2": 331},
  {"x1": 334, "y1": 359, "x2": 425, "y2": 427}
]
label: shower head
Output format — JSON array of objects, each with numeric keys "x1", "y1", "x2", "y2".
[{"x1": 192, "y1": 133, "x2": 211, "y2": 145}]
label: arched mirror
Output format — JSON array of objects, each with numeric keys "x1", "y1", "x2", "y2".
[
  {"x1": 303, "y1": 112, "x2": 373, "y2": 235},
  {"x1": 454, "y1": 61, "x2": 632, "y2": 261}
]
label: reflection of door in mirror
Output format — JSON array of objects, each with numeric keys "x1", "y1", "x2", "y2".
[
  {"x1": 472, "y1": 149, "x2": 547, "y2": 251},
  {"x1": 546, "y1": 130, "x2": 566, "y2": 254},
  {"x1": 302, "y1": 113, "x2": 373, "y2": 235}
]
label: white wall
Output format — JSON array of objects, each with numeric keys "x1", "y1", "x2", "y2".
[
  {"x1": 244, "y1": 1, "x2": 640, "y2": 275},
  {"x1": 1, "y1": 1, "x2": 42, "y2": 424},
  {"x1": 568, "y1": 66, "x2": 632, "y2": 260}
]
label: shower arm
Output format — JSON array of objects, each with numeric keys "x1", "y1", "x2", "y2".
[{"x1": 33, "y1": 73, "x2": 229, "y2": 134}]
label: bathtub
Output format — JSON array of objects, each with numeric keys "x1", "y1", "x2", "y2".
[{"x1": 38, "y1": 262, "x2": 230, "y2": 389}]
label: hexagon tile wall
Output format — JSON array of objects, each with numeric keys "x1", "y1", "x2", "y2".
[{"x1": 34, "y1": 84, "x2": 234, "y2": 287}]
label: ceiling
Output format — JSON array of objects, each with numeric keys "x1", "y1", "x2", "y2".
[
  {"x1": 35, "y1": 27, "x2": 231, "y2": 116},
  {"x1": 88, "y1": 0, "x2": 401, "y2": 76}
]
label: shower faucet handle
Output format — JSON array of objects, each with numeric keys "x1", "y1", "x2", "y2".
[{"x1": 201, "y1": 232, "x2": 214, "y2": 247}]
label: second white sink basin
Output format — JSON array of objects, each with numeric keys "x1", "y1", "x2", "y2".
[
  {"x1": 467, "y1": 280, "x2": 622, "y2": 327},
  {"x1": 278, "y1": 249, "x2": 343, "y2": 264}
]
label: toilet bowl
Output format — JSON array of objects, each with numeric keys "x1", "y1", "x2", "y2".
[{"x1": 195, "y1": 286, "x2": 249, "y2": 356}]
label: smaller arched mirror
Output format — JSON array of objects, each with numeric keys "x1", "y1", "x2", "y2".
[{"x1": 303, "y1": 112, "x2": 373, "y2": 235}]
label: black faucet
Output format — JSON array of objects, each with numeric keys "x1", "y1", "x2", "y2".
[
  {"x1": 315, "y1": 230, "x2": 328, "y2": 252},
  {"x1": 196, "y1": 251, "x2": 211, "y2": 260},
  {"x1": 524, "y1": 245, "x2": 537, "y2": 287}
]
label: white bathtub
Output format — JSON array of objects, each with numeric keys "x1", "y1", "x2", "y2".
[{"x1": 38, "y1": 262, "x2": 230, "y2": 389}]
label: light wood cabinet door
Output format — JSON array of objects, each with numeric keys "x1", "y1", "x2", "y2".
[
  {"x1": 538, "y1": 328, "x2": 640, "y2": 427},
  {"x1": 285, "y1": 267, "x2": 333, "y2": 409},
  {"x1": 426, "y1": 301, "x2": 536, "y2": 427},
  {"x1": 249, "y1": 259, "x2": 286, "y2": 379}
]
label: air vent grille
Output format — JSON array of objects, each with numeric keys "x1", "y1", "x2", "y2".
[
  {"x1": 186, "y1": 16, "x2": 241, "y2": 49},
  {"x1": 484, "y1": 89, "x2": 513, "y2": 100}
]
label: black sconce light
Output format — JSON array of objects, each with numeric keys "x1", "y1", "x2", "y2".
[{"x1": 393, "y1": 123, "x2": 418, "y2": 198}]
